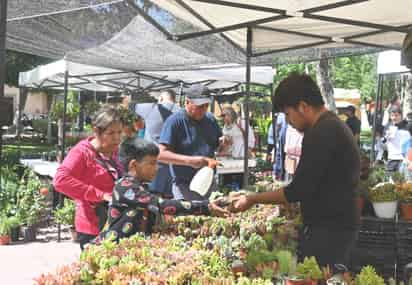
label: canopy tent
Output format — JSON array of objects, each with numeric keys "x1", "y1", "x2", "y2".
[
  {"x1": 18, "y1": 59, "x2": 274, "y2": 92},
  {"x1": 377, "y1": 50, "x2": 411, "y2": 75},
  {"x1": 6, "y1": 0, "x2": 411, "y2": 72},
  {"x1": 4, "y1": 0, "x2": 412, "y2": 188}
]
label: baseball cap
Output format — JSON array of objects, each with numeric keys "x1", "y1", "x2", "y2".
[{"x1": 185, "y1": 84, "x2": 211, "y2": 106}]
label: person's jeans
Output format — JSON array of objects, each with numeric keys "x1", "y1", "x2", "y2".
[{"x1": 77, "y1": 232, "x2": 97, "y2": 251}]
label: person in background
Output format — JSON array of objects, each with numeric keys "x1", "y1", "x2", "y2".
[
  {"x1": 345, "y1": 105, "x2": 361, "y2": 145},
  {"x1": 266, "y1": 117, "x2": 277, "y2": 163},
  {"x1": 274, "y1": 112, "x2": 287, "y2": 181},
  {"x1": 384, "y1": 106, "x2": 410, "y2": 175},
  {"x1": 158, "y1": 84, "x2": 222, "y2": 201},
  {"x1": 53, "y1": 105, "x2": 123, "y2": 250},
  {"x1": 231, "y1": 73, "x2": 360, "y2": 267},
  {"x1": 374, "y1": 124, "x2": 386, "y2": 164},
  {"x1": 284, "y1": 124, "x2": 304, "y2": 182},
  {"x1": 94, "y1": 138, "x2": 229, "y2": 244},
  {"x1": 118, "y1": 109, "x2": 143, "y2": 173},
  {"x1": 382, "y1": 95, "x2": 401, "y2": 127},
  {"x1": 219, "y1": 106, "x2": 254, "y2": 158},
  {"x1": 135, "y1": 90, "x2": 180, "y2": 197}
]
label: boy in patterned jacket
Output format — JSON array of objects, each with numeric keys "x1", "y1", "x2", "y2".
[{"x1": 95, "y1": 138, "x2": 229, "y2": 243}]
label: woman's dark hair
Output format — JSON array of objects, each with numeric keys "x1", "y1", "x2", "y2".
[
  {"x1": 91, "y1": 104, "x2": 123, "y2": 134},
  {"x1": 274, "y1": 72, "x2": 324, "y2": 111},
  {"x1": 119, "y1": 138, "x2": 159, "y2": 171}
]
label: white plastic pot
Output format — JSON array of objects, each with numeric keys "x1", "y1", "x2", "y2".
[{"x1": 372, "y1": 201, "x2": 398, "y2": 219}]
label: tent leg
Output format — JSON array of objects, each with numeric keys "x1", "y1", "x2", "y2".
[
  {"x1": 243, "y1": 27, "x2": 252, "y2": 187},
  {"x1": 57, "y1": 70, "x2": 69, "y2": 243},
  {"x1": 370, "y1": 74, "x2": 383, "y2": 163}
]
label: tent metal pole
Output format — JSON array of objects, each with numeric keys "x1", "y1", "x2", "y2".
[
  {"x1": 271, "y1": 83, "x2": 276, "y2": 164},
  {"x1": 243, "y1": 27, "x2": 252, "y2": 187},
  {"x1": 0, "y1": 0, "x2": 6, "y2": 100},
  {"x1": 370, "y1": 74, "x2": 383, "y2": 163},
  {"x1": 58, "y1": 69, "x2": 69, "y2": 243},
  {"x1": 0, "y1": 0, "x2": 7, "y2": 188}
]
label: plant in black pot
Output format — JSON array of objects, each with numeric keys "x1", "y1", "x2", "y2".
[
  {"x1": 53, "y1": 199, "x2": 76, "y2": 241},
  {"x1": 16, "y1": 169, "x2": 46, "y2": 242}
]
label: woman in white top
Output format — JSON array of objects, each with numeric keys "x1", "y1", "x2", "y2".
[{"x1": 219, "y1": 107, "x2": 254, "y2": 158}]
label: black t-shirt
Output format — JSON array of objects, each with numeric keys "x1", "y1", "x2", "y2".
[
  {"x1": 284, "y1": 111, "x2": 360, "y2": 230},
  {"x1": 346, "y1": 116, "x2": 361, "y2": 136}
]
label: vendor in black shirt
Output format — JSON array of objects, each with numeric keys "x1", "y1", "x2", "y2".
[
  {"x1": 231, "y1": 73, "x2": 360, "y2": 267},
  {"x1": 345, "y1": 105, "x2": 361, "y2": 145}
]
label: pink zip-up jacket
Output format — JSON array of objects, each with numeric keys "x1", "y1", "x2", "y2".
[{"x1": 53, "y1": 137, "x2": 122, "y2": 235}]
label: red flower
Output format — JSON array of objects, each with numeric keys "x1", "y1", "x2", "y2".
[{"x1": 110, "y1": 208, "x2": 121, "y2": 218}]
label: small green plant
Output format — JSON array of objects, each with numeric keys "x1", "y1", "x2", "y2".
[
  {"x1": 368, "y1": 182, "x2": 398, "y2": 202},
  {"x1": 54, "y1": 199, "x2": 75, "y2": 227},
  {"x1": 295, "y1": 256, "x2": 323, "y2": 280},
  {"x1": 0, "y1": 215, "x2": 20, "y2": 236},
  {"x1": 355, "y1": 265, "x2": 385, "y2": 285}
]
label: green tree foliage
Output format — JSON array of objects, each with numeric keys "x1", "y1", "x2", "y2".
[
  {"x1": 6, "y1": 50, "x2": 52, "y2": 87},
  {"x1": 331, "y1": 54, "x2": 377, "y2": 102}
]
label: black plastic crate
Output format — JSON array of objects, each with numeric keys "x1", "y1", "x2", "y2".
[
  {"x1": 398, "y1": 221, "x2": 412, "y2": 237},
  {"x1": 357, "y1": 231, "x2": 396, "y2": 249},
  {"x1": 360, "y1": 217, "x2": 397, "y2": 233}
]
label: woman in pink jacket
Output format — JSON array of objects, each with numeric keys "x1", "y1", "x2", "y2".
[{"x1": 54, "y1": 105, "x2": 123, "y2": 249}]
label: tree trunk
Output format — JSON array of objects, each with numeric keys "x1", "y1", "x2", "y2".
[
  {"x1": 58, "y1": 118, "x2": 64, "y2": 148},
  {"x1": 403, "y1": 74, "x2": 412, "y2": 125},
  {"x1": 316, "y1": 54, "x2": 336, "y2": 113}
]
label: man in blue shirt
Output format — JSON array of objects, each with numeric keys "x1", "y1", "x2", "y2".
[{"x1": 158, "y1": 84, "x2": 222, "y2": 200}]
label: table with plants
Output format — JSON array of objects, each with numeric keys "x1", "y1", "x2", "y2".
[{"x1": 34, "y1": 179, "x2": 389, "y2": 285}]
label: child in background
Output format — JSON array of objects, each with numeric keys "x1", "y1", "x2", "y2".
[{"x1": 95, "y1": 138, "x2": 229, "y2": 244}]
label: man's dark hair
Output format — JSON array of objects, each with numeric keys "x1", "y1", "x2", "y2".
[
  {"x1": 120, "y1": 138, "x2": 159, "y2": 171},
  {"x1": 274, "y1": 73, "x2": 324, "y2": 111}
]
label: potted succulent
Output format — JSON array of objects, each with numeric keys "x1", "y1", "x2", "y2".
[
  {"x1": 354, "y1": 265, "x2": 385, "y2": 285},
  {"x1": 290, "y1": 257, "x2": 323, "y2": 285},
  {"x1": 397, "y1": 182, "x2": 412, "y2": 220},
  {"x1": 53, "y1": 199, "x2": 76, "y2": 241},
  {"x1": 368, "y1": 182, "x2": 398, "y2": 218}
]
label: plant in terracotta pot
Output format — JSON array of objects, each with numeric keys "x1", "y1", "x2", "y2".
[
  {"x1": 368, "y1": 182, "x2": 398, "y2": 219},
  {"x1": 0, "y1": 215, "x2": 20, "y2": 245},
  {"x1": 53, "y1": 199, "x2": 76, "y2": 241},
  {"x1": 397, "y1": 181, "x2": 412, "y2": 220},
  {"x1": 354, "y1": 265, "x2": 385, "y2": 285}
]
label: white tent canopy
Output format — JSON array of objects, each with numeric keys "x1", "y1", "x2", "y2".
[
  {"x1": 377, "y1": 50, "x2": 411, "y2": 74},
  {"x1": 18, "y1": 59, "x2": 274, "y2": 92},
  {"x1": 149, "y1": 0, "x2": 412, "y2": 64}
]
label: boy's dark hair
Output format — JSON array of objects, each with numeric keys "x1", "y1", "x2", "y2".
[
  {"x1": 120, "y1": 138, "x2": 159, "y2": 171},
  {"x1": 274, "y1": 72, "x2": 324, "y2": 111}
]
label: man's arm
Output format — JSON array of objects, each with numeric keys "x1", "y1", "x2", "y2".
[
  {"x1": 231, "y1": 189, "x2": 288, "y2": 212},
  {"x1": 157, "y1": 144, "x2": 209, "y2": 169}
]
